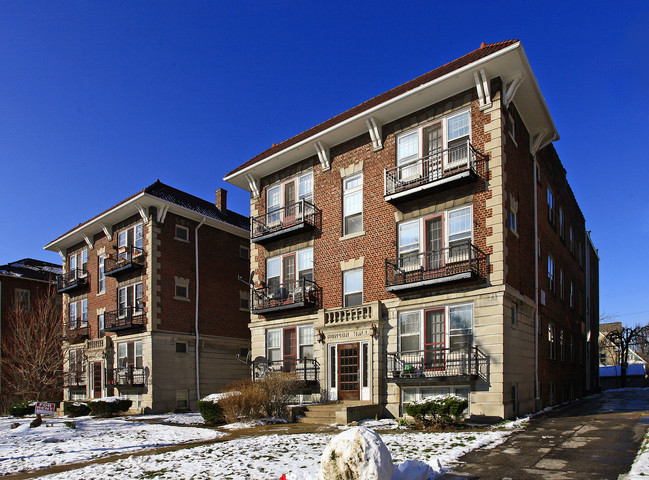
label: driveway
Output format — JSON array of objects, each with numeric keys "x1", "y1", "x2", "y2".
[{"x1": 440, "y1": 389, "x2": 649, "y2": 480}]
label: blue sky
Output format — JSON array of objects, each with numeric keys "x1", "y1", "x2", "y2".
[{"x1": 1, "y1": 1, "x2": 647, "y2": 326}]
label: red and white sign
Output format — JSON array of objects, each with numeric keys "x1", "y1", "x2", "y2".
[{"x1": 35, "y1": 402, "x2": 56, "y2": 416}]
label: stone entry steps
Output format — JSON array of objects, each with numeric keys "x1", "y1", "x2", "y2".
[{"x1": 298, "y1": 402, "x2": 382, "y2": 425}]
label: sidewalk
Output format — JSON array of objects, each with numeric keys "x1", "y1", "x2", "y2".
[{"x1": 440, "y1": 389, "x2": 649, "y2": 480}]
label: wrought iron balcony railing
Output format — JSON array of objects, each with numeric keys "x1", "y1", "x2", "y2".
[
  {"x1": 384, "y1": 140, "x2": 486, "y2": 202},
  {"x1": 64, "y1": 369, "x2": 87, "y2": 387},
  {"x1": 252, "y1": 278, "x2": 320, "y2": 314},
  {"x1": 57, "y1": 269, "x2": 89, "y2": 293},
  {"x1": 104, "y1": 246, "x2": 145, "y2": 277},
  {"x1": 251, "y1": 200, "x2": 321, "y2": 244},
  {"x1": 63, "y1": 323, "x2": 90, "y2": 343},
  {"x1": 104, "y1": 306, "x2": 146, "y2": 332},
  {"x1": 385, "y1": 243, "x2": 486, "y2": 292},
  {"x1": 387, "y1": 347, "x2": 479, "y2": 380},
  {"x1": 105, "y1": 366, "x2": 146, "y2": 387},
  {"x1": 252, "y1": 357, "x2": 320, "y2": 383}
]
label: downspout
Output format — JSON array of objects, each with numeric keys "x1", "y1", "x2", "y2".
[
  {"x1": 195, "y1": 216, "x2": 205, "y2": 403},
  {"x1": 533, "y1": 157, "x2": 540, "y2": 410}
]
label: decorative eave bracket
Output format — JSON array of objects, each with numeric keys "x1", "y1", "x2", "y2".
[
  {"x1": 99, "y1": 223, "x2": 113, "y2": 241},
  {"x1": 135, "y1": 203, "x2": 149, "y2": 224},
  {"x1": 474, "y1": 68, "x2": 492, "y2": 110},
  {"x1": 156, "y1": 205, "x2": 169, "y2": 224},
  {"x1": 82, "y1": 233, "x2": 94, "y2": 250},
  {"x1": 365, "y1": 117, "x2": 383, "y2": 151},
  {"x1": 245, "y1": 174, "x2": 260, "y2": 198},
  {"x1": 503, "y1": 74, "x2": 523, "y2": 108},
  {"x1": 314, "y1": 141, "x2": 330, "y2": 171},
  {"x1": 530, "y1": 129, "x2": 558, "y2": 156},
  {"x1": 57, "y1": 250, "x2": 65, "y2": 261}
]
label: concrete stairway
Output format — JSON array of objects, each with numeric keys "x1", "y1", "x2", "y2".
[
  {"x1": 298, "y1": 404, "x2": 340, "y2": 424},
  {"x1": 298, "y1": 402, "x2": 381, "y2": 425}
]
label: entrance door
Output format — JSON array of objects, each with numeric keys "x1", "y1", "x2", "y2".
[
  {"x1": 283, "y1": 180, "x2": 296, "y2": 224},
  {"x1": 424, "y1": 309, "x2": 445, "y2": 370},
  {"x1": 93, "y1": 361, "x2": 102, "y2": 398},
  {"x1": 283, "y1": 254, "x2": 296, "y2": 297},
  {"x1": 338, "y1": 343, "x2": 360, "y2": 400},
  {"x1": 423, "y1": 123, "x2": 442, "y2": 180},
  {"x1": 425, "y1": 216, "x2": 443, "y2": 273},
  {"x1": 283, "y1": 327, "x2": 297, "y2": 373}
]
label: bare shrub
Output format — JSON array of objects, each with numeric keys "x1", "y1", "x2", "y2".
[{"x1": 257, "y1": 372, "x2": 299, "y2": 418}]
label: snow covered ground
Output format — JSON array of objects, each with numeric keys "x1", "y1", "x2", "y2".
[
  {"x1": 0, "y1": 415, "x2": 223, "y2": 475},
  {"x1": 30, "y1": 419, "x2": 526, "y2": 480}
]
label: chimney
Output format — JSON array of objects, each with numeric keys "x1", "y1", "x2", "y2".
[{"x1": 215, "y1": 188, "x2": 227, "y2": 211}]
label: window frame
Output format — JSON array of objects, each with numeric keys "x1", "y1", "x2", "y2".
[
  {"x1": 118, "y1": 222, "x2": 144, "y2": 252},
  {"x1": 547, "y1": 188, "x2": 555, "y2": 225},
  {"x1": 69, "y1": 249, "x2": 88, "y2": 277},
  {"x1": 547, "y1": 255, "x2": 555, "y2": 292},
  {"x1": 266, "y1": 325, "x2": 313, "y2": 362},
  {"x1": 117, "y1": 281, "x2": 143, "y2": 316},
  {"x1": 98, "y1": 255, "x2": 105, "y2": 293},
  {"x1": 343, "y1": 268, "x2": 363, "y2": 307},
  {"x1": 117, "y1": 340, "x2": 143, "y2": 369},
  {"x1": 398, "y1": 303, "x2": 473, "y2": 352},
  {"x1": 14, "y1": 288, "x2": 31, "y2": 312},
  {"x1": 548, "y1": 323, "x2": 557, "y2": 360},
  {"x1": 69, "y1": 298, "x2": 88, "y2": 329},
  {"x1": 343, "y1": 173, "x2": 363, "y2": 236},
  {"x1": 174, "y1": 225, "x2": 190, "y2": 243},
  {"x1": 265, "y1": 247, "x2": 314, "y2": 288}
]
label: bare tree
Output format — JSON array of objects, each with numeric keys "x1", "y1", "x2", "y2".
[
  {"x1": 603, "y1": 323, "x2": 649, "y2": 388},
  {"x1": 1, "y1": 287, "x2": 63, "y2": 404}
]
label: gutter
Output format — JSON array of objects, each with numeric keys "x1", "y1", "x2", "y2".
[
  {"x1": 533, "y1": 157, "x2": 540, "y2": 410},
  {"x1": 194, "y1": 216, "x2": 205, "y2": 404}
]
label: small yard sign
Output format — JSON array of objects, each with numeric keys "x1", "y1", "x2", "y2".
[{"x1": 34, "y1": 402, "x2": 56, "y2": 416}]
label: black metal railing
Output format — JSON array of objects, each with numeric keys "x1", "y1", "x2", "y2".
[
  {"x1": 252, "y1": 357, "x2": 320, "y2": 382},
  {"x1": 57, "y1": 269, "x2": 88, "y2": 292},
  {"x1": 104, "y1": 246, "x2": 145, "y2": 276},
  {"x1": 251, "y1": 200, "x2": 321, "y2": 242},
  {"x1": 64, "y1": 369, "x2": 87, "y2": 387},
  {"x1": 385, "y1": 243, "x2": 486, "y2": 291},
  {"x1": 63, "y1": 323, "x2": 90, "y2": 343},
  {"x1": 252, "y1": 278, "x2": 320, "y2": 313},
  {"x1": 104, "y1": 306, "x2": 146, "y2": 332},
  {"x1": 384, "y1": 140, "x2": 486, "y2": 198},
  {"x1": 387, "y1": 347, "x2": 479, "y2": 379},
  {"x1": 105, "y1": 366, "x2": 145, "y2": 387}
]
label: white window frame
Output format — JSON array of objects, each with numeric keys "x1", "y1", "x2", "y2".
[
  {"x1": 98, "y1": 255, "x2": 105, "y2": 294},
  {"x1": 174, "y1": 277, "x2": 190, "y2": 301},
  {"x1": 175, "y1": 390, "x2": 189, "y2": 409},
  {"x1": 98, "y1": 313, "x2": 105, "y2": 338},
  {"x1": 117, "y1": 340, "x2": 143, "y2": 369},
  {"x1": 266, "y1": 247, "x2": 314, "y2": 289},
  {"x1": 401, "y1": 385, "x2": 471, "y2": 416},
  {"x1": 69, "y1": 249, "x2": 88, "y2": 277},
  {"x1": 547, "y1": 255, "x2": 555, "y2": 292},
  {"x1": 343, "y1": 268, "x2": 363, "y2": 307},
  {"x1": 547, "y1": 188, "x2": 554, "y2": 224},
  {"x1": 118, "y1": 282, "x2": 143, "y2": 317},
  {"x1": 69, "y1": 298, "x2": 88, "y2": 329},
  {"x1": 174, "y1": 225, "x2": 189, "y2": 242},
  {"x1": 266, "y1": 170, "x2": 314, "y2": 221},
  {"x1": 398, "y1": 303, "x2": 473, "y2": 352},
  {"x1": 343, "y1": 173, "x2": 363, "y2": 236},
  {"x1": 266, "y1": 325, "x2": 314, "y2": 362},
  {"x1": 118, "y1": 222, "x2": 144, "y2": 254}
]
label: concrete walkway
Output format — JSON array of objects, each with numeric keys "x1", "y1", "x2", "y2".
[{"x1": 440, "y1": 389, "x2": 649, "y2": 480}]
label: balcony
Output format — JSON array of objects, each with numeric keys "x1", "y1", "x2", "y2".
[
  {"x1": 63, "y1": 323, "x2": 90, "y2": 344},
  {"x1": 104, "y1": 306, "x2": 146, "y2": 332},
  {"x1": 104, "y1": 246, "x2": 145, "y2": 277},
  {"x1": 323, "y1": 301, "x2": 381, "y2": 327},
  {"x1": 105, "y1": 366, "x2": 145, "y2": 387},
  {"x1": 252, "y1": 278, "x2": 321, "y2": 314},
  {"x1": 385, "y1": 243, "x2": 487, "y2": 293},
  {"x1": 86, "y1": 336, "x2": 113, "y2": 351},
  {"x1": 252, "y1": 357, "x2": 320, "y2": 394},
  {"x1": 251, "y1": 200, "x2": 321, "y2": 244},
  {"x1": 64, "y1": 369, "x2": 87, "y2": 387},
  {"x1": 57, "y1": 269, "x2": 89, "y2": 293},
  {"x1": 387, "y1": 347, "x2": 480, "y2": 382},
  {"x1": 384, "y1": 140, "x2": 487, "y2": 203}
]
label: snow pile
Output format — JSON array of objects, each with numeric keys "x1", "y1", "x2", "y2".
[
  {"x1": 201, "y1": 391, "x2": 240, "y2": 403},
  {"x1": 319, "y1": 427, "x2": 393, "y2": 480},
  {"x1": 408, "y1": 393, "x2": 466, "y2": 405},
  {"x1": 90, "y1": 396, "x2": 128, "y2": 403},
  {"x1": 623, "y1": 433, "x2": 649, "y2": 479},
  {"x1": 392, "y1": 459, "x2": 436, "y2": 480}
]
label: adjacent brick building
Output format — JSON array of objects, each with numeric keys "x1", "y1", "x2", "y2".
[
  {"x1": 225, "y1": 40, "x2": 600, "y2": 421},
  {"x1": 0, "y1": 258, "x2": 62, "y2": 398},
  {"x1": 45, "y1": 181, "x2": 250, "y2": 413}
]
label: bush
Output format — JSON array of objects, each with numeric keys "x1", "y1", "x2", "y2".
[
  {"x1": 257, "y1": 372, "x2": 299, "y2": 419},
  {"x1": 89, "y1": 398, "x2": 132, "y2": 417},
  {"x1": 404, "y1": 394, "x2": 468, "y2": 427},
  {"x1": 197, "y1": 398, "x2": 225, "y2": 425},
  {"x1": 9, "y1": 401, "x2": 35, "y2": 417},
  {"x1": 64, "y1": 402, "x2": 90, "y2": 417}
]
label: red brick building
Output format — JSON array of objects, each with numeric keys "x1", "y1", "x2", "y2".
[
  {"x1": 225, "y1": 40, "x2": 599, "y2": 420},
  {"x1": 0, "y1": 258, "x2": 62, "y2": 398},
  {"x1": 45, "y1": 181, "x2": 250, "y2": 413}
]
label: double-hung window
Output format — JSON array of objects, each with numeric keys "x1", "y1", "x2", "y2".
[
  {"x1": 117, "y1": 340, "x2": 143, "y2": 371},
  {"x1": 569, "y1": 281, "x2": 574, "y2": 308},
  {"x1": 98, "y1": 256, "x2": 105, "y2": 293},
  {"x1": 266, "y1": 171, "x2": 314, "y2": 225},
  {"x1": 446, "y1": 111, "x2": 471, "y2": 168},
  {"x1": 266, "y1": 247, "x2": 314, "y2": 297},
  {"x1": 448, "y1": 206, "x2": 472, "y2": 260},
  {"x1": 547, "y1": 188, "x2": 555, "y2": 225},
  {"x1": 449, "y1": 304, "x2": 473, "y2": 349},
  {"x1": 343, "y1": 268, "x2": 363, "y2": 307},
  {"x1": 559, "y1": 208, "x2": 564, "y2": 240},
  {"x1": 118, "y1": 223, "x2": 143, "y2": 258},
  {"x1": 398, "y1": 304, "x2": 473, "y2": 353},
  {"x1": 98, "y1": 313, "x2": 105, "y2": 338},
  {"x1": 398, "y1": 220, "x2": 420, "y2": 271},
  {"x1": 547, "y1": 255, "x2": 555, "y2": 292},
  {"x1": 69, "y1": 249, "x2": 88, "y2": 278},
  {"x1": 118, "y1": 282, "x2": 143, "y2": 317},
  {"x1": 569, "y1": 227, "x2": 574, "y2": 254},
  {"x1": 267, "y1": 325, "x2": 313, "y2": 365},
  {"x1": 298, "y1": 325, "x2": 314, "y2": 359},
  {"x1": 548, "y1": 323, "x2": 557, "y2": 360},
  {"x1": 69, "y1": 298, "x2": 87, "y2": 329},
  {"x1": 343, "y1": 174, "x2": 363, "y2": 235},
  {"x1": 399, "y1": 312, "x2": 421, "y2": 352}
]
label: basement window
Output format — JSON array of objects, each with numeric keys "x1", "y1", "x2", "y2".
[{"x1": 175, "y1": 225, "x2": 190, "y2": 243}]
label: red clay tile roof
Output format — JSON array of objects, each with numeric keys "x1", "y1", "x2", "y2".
[{"x1": 226, "y1": 40, "x2": 519, "y2": 178}]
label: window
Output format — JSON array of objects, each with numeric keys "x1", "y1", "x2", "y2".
[
  {"x1": 547, "y1": 188, "x2": 554, "y2": 225},
  {"x1": 266, "y1": 171, "x2": 313, "y2": 222},
  {"x1": 15, "y1": 289, "x2": 30, "y2": 312},
  {"x1": 267, "y1": 329, "x2": 282, "y2": 362},
  {"x1": 118, "y1": 223, "x2": 144, "y2": 256},
  {"x1": 267, "y1": 325, "x2": 313, "y2": 363},
  {"x1": 398, "y1": 304, "x2": 473, "y2": 351},
  {"x1": 511, "y1": 303, "x2": 518, "y2": 326},
  {"x1": 559, "y1": 269, "x2": 565, "y2": 301},
  {"x1": 343, "y1": 173, "x2": 363, "y2": 235},
  {"x1": 559, "y1": 208, "x2": 564, "y2": 240},
  {"x1": 449, "y1": 304, "x2": 473, "y2": 349},
  {"x1": 569, "y1": 227, "x2": 574, "y2": 254},
  {"x1": 548, "y1": 323, "x2": 556, "y2": 360},
  {"x1": 266, "y1": 247, "x2": 314, "y2": 294},
  {"x1": 69, "y1": 298, "x2": 88, "y2": 329},
  {"x1": 509, "y1": 210, "x2": 517, "y2": 233},
  {"x1": 570, "y1": 281, "x2": 574, "y2": 308},
  {"x1": 176, "y1": 342, "x2": 188, "y2": 354},
  {"x1": 69, "y1": 349, "x2": 85, "y2": 373},
  {"x1": 239, "y1": 290, "x2": 250, "y2": 311},
  {"x1": 117, "y1": 340, "x2": 143, "y2": 369},
  {"x1": 175, "y1": 277, "x2": 189, "y2": 300},
  {"x1": 448, "y1": 206, "x2": 472, "y2": 258},
  {"x1": 98, "y1": 256, "x2": 105, "y2": 293},
  {"x1": 175, "y1": 225, "x2": 189, "y2": 242},
  {"x1": 547, "y1": 255, "x2": 555, "y2": 292},
  {"x1": 239, "y1": 245, "x2": 249, "y2": 259},
  {"x1": 578, "y1": 242, "x2": 584, "y2": 268},
  {"x1": 98, "y1": 314, "x2": 105, "y2": 338},
  {"x1": 298, "y1": 325, "x2": 314, "y2": 359},
  {"x1": 507, "y1": 111, "x2": 516, "y2": 141},
  {"x1": 176, "y1": 390, "x2": 188, "y2": 409},
  {"x1": 118, "y1": 282, "x2": 143, "y2": 316},
  {"x1": 69, "y1": 249, "x2": 88, "y2": 276},
  {"x1": 560, "y1": 330, "x2": 565, "y2": 362},
  {"x1": 401, "y1": 386, "x2": 470, "y2": 415},
  {"x1": 343, "y1": 268, "x2": 363, "y2": 307},
  {"x1": 399, "y1": 312, "x2": 420, "y2": 352},
  {"x1": 298, "y1": 172, "x2": 313, "y2": 204}
]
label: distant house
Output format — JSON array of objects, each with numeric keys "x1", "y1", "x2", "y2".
[
  {"x1": 0, "y1": 258, "x2": 62, "y2": 397},
  {"x1": 598, "y1": 322, "x2": 647, "y2": 389},
  {"x1": 45, "y1": 181, "x2": 251, "y2": 413}
]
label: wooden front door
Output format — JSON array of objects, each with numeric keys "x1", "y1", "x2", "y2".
[
  {"x1": 93, "y1": 362, "x2": 102, "y2": 398},
  {"x1": 338, "y1": 343, "x2": 360, "y2": 400}
]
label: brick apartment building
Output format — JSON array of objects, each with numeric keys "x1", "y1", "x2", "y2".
[
  {"x1": 0, "y1": 259, "x2": 62, "y2": 398},
  {"x1": 45, "y1": 181, "x2": 250, "y2": 413},
  {"x1": 225, "y1": 40, "x2": 600, "y2": 420}
]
